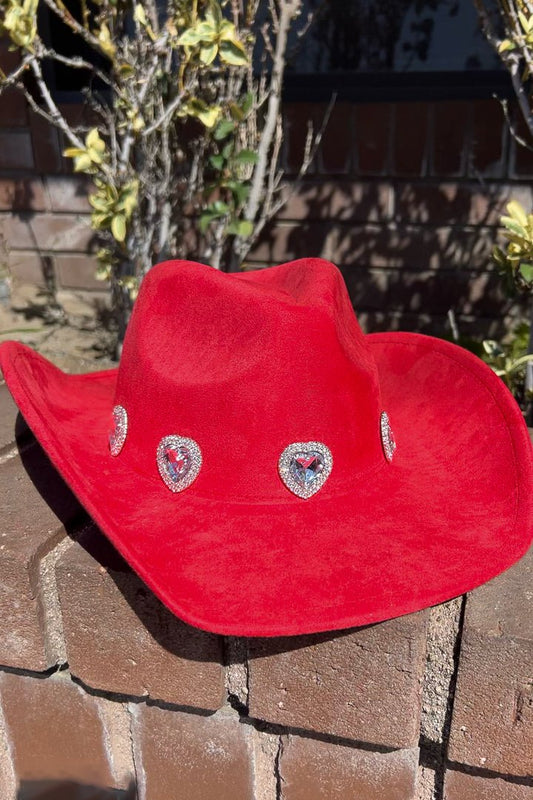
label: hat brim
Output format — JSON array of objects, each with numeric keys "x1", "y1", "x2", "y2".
[{"x1": 1, "y1": 333, "x2": 531, "y2": 637}]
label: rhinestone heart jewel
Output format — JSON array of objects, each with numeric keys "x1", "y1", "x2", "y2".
[
  {"x1": 109, "y1": 405, "x2": 128, "y2": 456},
  {"x1": 157, "y1": 435, "x2": 202, "y2": 493},
  {"x1": 279, "y1": 442, "x2": 333, "y2": 499}
]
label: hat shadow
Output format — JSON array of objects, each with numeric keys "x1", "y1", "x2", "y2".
[
  {"x1": 17, "y1": 778, "x2": 137, "y2": 800},
  {"x1": 15, "y1": 416, "x2": 223, "y2": 668},
  {"x1": 15, "y1": 414, "x2": 365, "y2": 664}
]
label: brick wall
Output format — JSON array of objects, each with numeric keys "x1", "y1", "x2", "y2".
[
  {"x1": 1, "y1": 379, "x2": 533, "y2": 799},
  {"x1": 1, "y1": 53, "x2": 533, "y2": 336}
]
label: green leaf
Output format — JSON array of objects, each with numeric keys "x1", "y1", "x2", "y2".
[
  {"x1": 226, "y1": 219, "x2": 253, "y2": 237},
  {"x1": 199, "y1": 211, "x2": 220, "y2": 234},
  {"x1": 200, "y1": 43, "x2": 217, "y2": 65},
  {"x1": 207, "y1": 3, "x2": 222, "y2": 28},
  {"x1": 214, "y1": 119, "x2": 235, "y2": 140},
  {"x1": 177, "y1": 28, "x2": 204, "y2": 46},
  {"x1": 519, "y1": 262, "x2": 533, "y2": 282},
  {"x1": 219, "y1": 39, "x2": 248, "y2": 66},
  {"x1": 498, "y1": 38, "x2": 515, "y2": 53},
  {"x1": 483, "y1": 339, "x2": 504, "y2": 358},
  {"x1": 518, "y1": 11, "x2": 531, "y2": 33},
  {"x1": 234, "y1": 149, "x2": 258, "y2": 165},
  {"x1": 63, "y1": 147, "x2": 86, "y2": 158},
  {"x1": 212, "y1": 200, "x2": 230, "y2": 214},
  {"x1": 506, "y1": 200, "x2": 528, "y2": 227},
  {"x1": 73, "y1": 154, "x2": 94, "y2": 173},
  {"x1": 133, "y1": 4, "x2": 147, "y2": 26},
  {"x1": 226, "y1": 181, "x2": 249, "y2": 205},
  {"x1": 492, "y1": 245, "x2": 507, "y2": 266},
  {"x1": 88, "y1": 193, "x2": 110, "y2": 211},
  {"x1": 86, "y1": 127, "x2": 105, "y2": 153},
  {"x1": 501, "y1": 217, "x2": 528, "y2": 239},
  {"x1": 209, "y1": 154, "x2": 225, "y2": 170},
  {"x1": 228, "y1": 102, "x2": 244, "y2": 122},
  {"x1": 240, "y1": 91, "x2": 254, "y2": 116},
  {"x1": 111, "y1": 214, "x2": 127, "y2": 242},
  {"x1": 95, "y1": 264, "x2": 111, "y2": 281},
  {"x1": 197, "y1": 104, "x2": 221, "y2": 128}
]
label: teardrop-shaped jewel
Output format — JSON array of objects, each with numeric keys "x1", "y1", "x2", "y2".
[
  {"x1": 279, "y1": 441, "x2": 333, "y2": 499},
  {"x1": 157, "y1": 435, "x2": 202, "y2": 493},
  {"x1": 380, "y1": 412, "x2": 396, "y2": 462},
  {"x1": 109, "y1": 405, "x2": 128, "y2": 456}
]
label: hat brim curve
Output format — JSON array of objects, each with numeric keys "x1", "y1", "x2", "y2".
[{"x1": 0, "y1": 334, "x2": 531, "y2": 637}]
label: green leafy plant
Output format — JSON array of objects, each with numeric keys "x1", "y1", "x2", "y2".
[
  {"x1": 488, "y1": 199, "x2": 533, "y2": 416},
  {"x1": 492, "y1": 200, "x2": 533, "y2": 293},
  {"x1": 481, "y1": 322, "x2": 533, "y2": 399},
  {"x1": 0, "y1": 0, "x2": 325, "y2": 347}
]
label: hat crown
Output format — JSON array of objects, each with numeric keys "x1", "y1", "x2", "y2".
[{"x1": 115, "y1": 258, "x2": 384, "y2": 499}]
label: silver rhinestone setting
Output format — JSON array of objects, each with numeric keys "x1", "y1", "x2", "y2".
[
  {"x1": 109, "y1": 405, "x2": 128, "y2": 456},
  {"x1": 380, "y1": 412, "x2": 396, "y2": 462},
  {"x1": 157, "y1": 435, "x2": 202, "y2": 493},
  {"x1": 279, "y1": 441, "x2": 333, "y2": 499}
]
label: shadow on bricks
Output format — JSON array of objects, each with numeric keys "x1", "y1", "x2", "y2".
[
  {"x1": 15, "y1": 413, "x2": 87, "y2": 535},
  {"x1": 17, "y1": 779, "x2": 137, "y2": 800},
  {"x1": 15, "y1": 413, "x2": 223, "y2": 676}
]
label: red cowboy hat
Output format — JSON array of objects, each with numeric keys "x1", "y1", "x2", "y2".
[{"x1": 1, "y1": 258, "x2": 531, "y2": 636}]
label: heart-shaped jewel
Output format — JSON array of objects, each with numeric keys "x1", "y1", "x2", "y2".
[
  {"x1": 279, "y1": 441, "x2": 333, "y2": 499},
  {"x1": 109, "y1": 405, "x2": 128, "y2": 456},
  {"x1": 157, "y1": 435, "x2": 202, "y2": 493},
  {"x1": 380, "y1": 412, "x2": 396, "y2": 462}
]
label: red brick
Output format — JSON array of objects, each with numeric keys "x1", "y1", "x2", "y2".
[
  {"x1": 0, "y1": 672, "x2": 115, "y2": 788},
  {"x1": 280, "y1": 736, "x2": 419, "y2": 800},
  {"x1": 1, "y1": 89, "x2": 28, "y2": 126},
  {"x1": 0, "y1": 177, "x2": 48, "y2": 212},
  {"x1": 132, "y1": 706, "x2": 253, "y2": 800},
  {"x1": 55, "y1": 525, "x2": 225, "y2": 709},
  {"x1": 432, "y1": 102, "x2": 468, "y2": 176},
  {"x1": 340, "y1": 266, "x2": 390, "y2": 311},
  {"x1": 0, "y1": 131, "x2": 34, "y2": 170},
  {"x1": 282, "y1": 102, "x2": 321, "y2": 174},
  {"x1": 0, "y1": 443, "x2": 83, "y2": 670},
  {"x1": 55, "y1": 253, "x2": 102, "y2": 291},
  {"x1": 386, "y1": 269, "x2": 505, "y2": 318},
  {"x1": 278, "y1": 181, "x2": 392, "y2": 223},
  {"x1": 445, "y1": 770, "x2": 533, "y2": 799},
  {"x1": 0, "y1": 213, "x2": 35, "y2": 250},
  {"x1": 471, "y1": 98, "x2": 506, "y2": 178},
  {"x1": 7, "y1": 250, "x2": 45, "y2": 285},
  {"x1": 16, "y1": 779, "x2": 137, "y2": 799},
  {"x1": 247, "y1": 611, "x2": 427, "y2": 749},
  {"x1": 355, "y1": 103, "x2": 392, "y2": 175},
  {"x1": 0, "y1": 381, "x2": 19, "y2": 453},
  {"x1": 333, "y1": 225, "x2": 496, "y2": 274},
  {"x1": 0, "y1": 41, "x2": 21, "y2": 72},
  {"x1": 30, "y1": 112, "x2": 64, "y2": 173},
  {"x1": 394, "y1": 183, "x2": 532, "y2": 227},
  {"x1": 394, "y1": 103, "x2": 429, "y2": 176},
  {"x1": 448, "y1": 547, "x2": 533, "y2": 776},
  {"x1": 511, "y1": 105, "x2": 533, "y2": 177},
  {"x1": 46, "y1": 176, "x2": 91, "y2": 213},
  {"x1": 30, "y1": 213, "x2": 94, "y2": 251},
  {"x1": 248, "y1": 222, "x2": 334, "y2": 264},
  {"x1": 319, "y1": 102, "x2": 354, "y2": 174}
]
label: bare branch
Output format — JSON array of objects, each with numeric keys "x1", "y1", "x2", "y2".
[
  {"x1": 142, "y1": 88, "x2": 186, "y2": 137},
  {"x1": 0, "y1": 53, "x2": 33, "y2": 93},
  {"x1": 244, "y1": 0, "x2": 301, "y2": 223},
  {"x1": 42, "y1": 0, "x2": 103, "y2": 52},
  {"x1": 28, "y1": 57, "x2": 86, "y2": 150}
]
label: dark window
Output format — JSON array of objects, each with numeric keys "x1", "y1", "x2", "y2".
[{"x1": 285, "y1": 0, "x2": 511, "y2": 101}]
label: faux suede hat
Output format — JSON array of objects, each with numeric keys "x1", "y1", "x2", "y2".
[{"x1": 1, "y1": 258, "x2": 532, "y2": 637}]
